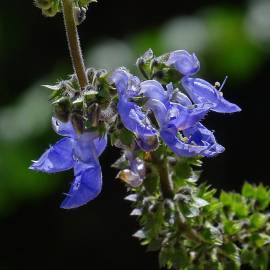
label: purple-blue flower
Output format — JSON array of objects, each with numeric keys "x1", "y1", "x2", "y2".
[
  {"x1": 30, "y1": 117, "x2": 107, "y2": 209},
  {"x1": 182, "y1": 76, "x2": 241, "y2": 113},
  {"x1": 140, "y1": 80, "x2": 224, "y2": 157},
  {"x1": 183, "y1": 123, "x2": 225, "y2": 157},
  {"x1": 110, "y1": 68, "x2": 157, "y2": 151},
  {"x1": 166, "y1": 50, "x2": 200, "y2": 76}
]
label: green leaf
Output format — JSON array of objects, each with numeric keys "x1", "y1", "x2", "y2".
[
  {"x1": 252, "y1": 250, "x2": 269, "y2": 270},
  {"x1": 256, "y1": 184, "x2": 270, "y2": 210},
  {"x1": 220, "y1": 192, "x2": 249, "y2": 218},
  {"x1": 224, "y1": 220, "x2": 241, "y2": 236},
  {"x1": 159, "y1": 246, "x2": 174, "y2": 269},
  {"x1": 201, "y1": 222, "x2": 223, "y2": 246},
  {"x1": 172, "y1": 245, "x2": 190, "y2": 269},
  {"x1": 242, "y1": 182, "x2": 256, "y2": 198},
  {"x1": 222, "y1": 243, "x2": 241, "y2": 268},
  {"x1": 251, "y1": 233, "x2": 270, "y2": 248},
  {"x1": 193, "y1": 197, "x2": 209, "y2": 208},
  {"x1": 249, "y1": 213, "x2": 267, "y2": 231},
  {"x1": 241, "y1": 248, "x2": 255, "y2": 265}
]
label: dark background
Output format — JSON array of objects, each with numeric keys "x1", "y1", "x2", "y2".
[{"x1": 0, "y1": 0, "x2": 269, "y2": 269}]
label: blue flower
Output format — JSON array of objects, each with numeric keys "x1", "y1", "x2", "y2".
[
  {"x1": 110, "y1": 68, "x2": 157, "y2": 151},
  {"x1": 140, "y1": 80, "x2": 223, "y2": 157},
  {"x1": 30, "y1": 117, "x2": 107, "y2": 209},
  {"x1": 182, "y1": 76, "x2": 241, "y2": 113},
  {"x1": 166, "y1": 50, "x2": 200, "y2": 76},
  {"x1": 183, "y1": 123, "x2": 225, "y2": 157}
]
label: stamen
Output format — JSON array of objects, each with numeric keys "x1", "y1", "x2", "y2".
[
  {"x1": 219, "y1": 75, "x2": 228, "y2": 92},
  {"x1": 214, "y1": 82, "x2": 221, "y2": 88}
]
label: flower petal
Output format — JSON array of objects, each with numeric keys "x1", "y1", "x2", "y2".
[
  {"x1": 146, "y1": 98, "x2": 168, "y2": 126},
  {"x1": 183, "y1": 123, "x2": 225, "y2": 157},
  {"x1": 166, "y1": 50, "x2": 200, "y2": 76},
  {"x1": 169, "y1": 102, "x2": 212, "y2": 130},
  {"x1": 118, "y1": 97, "x2": 156, "y2": 137},
  {"x1": 30, "y1": 138, "x2": 74, "y2": 173},
  {"x1": 60, "y1": 162, "x2": 102, "y2": 209},
  {"x1": 136, "y1": 134, "x2": 159, "y2": 152},
  {"x1": 173, "y1": 92, "x2": 192, "y2": 107},
  {"x1": 52, "y1": 117, "x2": 76, "y2": 137},
  {"x1": 160, "y1": 125, "x2": 209, "y2": 157},
  {"x1": 74, "y1": 133, "x2": 99, "y2": 163},
  {"x1": 140, "y1": 80, "x2": 169, "y2": 104},
  {"x1": 110, "y1": 68, "x2": 140, "y2": 97},
  {"x1": 93, "y1": 135, "x2": 107, "y2": 157},
  {"x1": 182, "y1": 77, "x2": 241, "y2": 113}
]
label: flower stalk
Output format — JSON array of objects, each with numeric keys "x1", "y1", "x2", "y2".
[{"x1": 62, "y1": 0, "x2": 88, "y2": 89}]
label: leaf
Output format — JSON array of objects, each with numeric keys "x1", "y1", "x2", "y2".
[
  {"x1": 220, "y1": 192, "x2": 249, "y2": 218},
  {"x1": 159, "y1": 246, "x2": 174, "y2": 268},
  {"x1": 172, "y1": 245, "x2": 190, "y2": 269},
  {"x1": 256, "y1": 184, "x2": 270, "y2": 210},
  {"x1": 222, "y1": 243, "x2": 241, "y2": 268},
  {"x1": 241, "y1": 248, "x2": 255, "y2": 265},
  {"x1": 130, "y1": 208, "x2": 142, "y2": 216},
  {"x1": 42, "y1": 84, "x2": 62, "y2": 90},
  {"x1": 124, "y1": 194, "x2": 138, "y2": 202},
  {"x1": 223, "y1": 220, "x2": 241, "y2": 236},
  {"x1": 193, "y1": 197, "x2": 209, "y2": 208},
  {"x1": 252, "y1": 250, "x2": 269, "y2": 270},
  {"x1": 133, "y1": 230, "x2": 146, "y2": 239},
  {"x1": 249, "y1": 213, "x2": 267, "y2": 231},
  {"x1": 242, "y1": 182, "x2": 256, "y2": 198},
  {"x1": 201, "y1": 222, "x2": 223, "y2": 246},
  {"x1": 251, "y1": 233, "x2": 270, "y2": 248}
]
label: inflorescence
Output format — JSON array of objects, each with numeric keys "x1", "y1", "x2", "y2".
[{"x1": 30, "y1": 49, "x2": 241, "y2": 209}]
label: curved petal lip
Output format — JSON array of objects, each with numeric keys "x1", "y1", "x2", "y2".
[
  {"x1": 29, "y1": 137, "x2": 74, "y2": 173},
  {"x1": 60, "y1": 163, "x2": 102, "y2": 209}
]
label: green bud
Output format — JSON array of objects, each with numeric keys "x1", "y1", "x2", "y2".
[
  {"x1": 71, "y1": 112, "x2": 84, "y2": 134},
  {"x1": 53, "y1": 97, "x2": 71, "y2": 122},
  {"x1": 34, "y1": 0, "x2": 52, "y2": 9},
  {"x1": 86, "y1": 68, "x2": 96, "y2": 82},
  {"x1": 87, "y1": 103, "x2": 100, "y2": 127},
  {"x1": 42, "y1": 6, "x2": 58, "y2": 17},
  {"x1": 79, "y1": 0, "x2": 97, "y2": 8}
]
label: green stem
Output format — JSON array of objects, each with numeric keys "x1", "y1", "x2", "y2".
[
  {"x1": 62, "y1": 0, "x2": 88, "y2": 89},
  {"x1": 157, "y1": 157, "x2": 174, "y2": 199}
]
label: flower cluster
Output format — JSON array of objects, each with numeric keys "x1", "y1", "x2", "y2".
[
  {"x1": 111, "y1": 49, "x2": 240, "y2": 158},
  {"x1": 30, "y1": 49, "x2": 240, "y2": 209}
]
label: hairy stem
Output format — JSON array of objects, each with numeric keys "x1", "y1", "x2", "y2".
[
  {"x1": 158, "y1": 157, "x2": 174, "y2": 199},
  {"x1": 62, "y1": 0, "x2": 88, "y2": 89}
]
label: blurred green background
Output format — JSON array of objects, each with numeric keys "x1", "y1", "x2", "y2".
[{"x1": 0, "y1": 0, "x2": 269, "y2": 269}]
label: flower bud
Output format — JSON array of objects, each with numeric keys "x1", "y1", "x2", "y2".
[
  {"x1": 74, "y1": 7, "x2": 87, "y2": 26},
  {"x1": 34, "y1": 0, "x2": 51, "y2": 9},
  {"x1": 116, "y1": 169, "x2": 143, "y2": 188},
  {"x1": 136, "y1": 135, "x2": 159, "y2": 152},
  {"x1": 71, "y1": 112, "x2": 85, "y2": 134},
  {"x1": 86, "y1": 68, "x2": 96, "y2": 82},
  {"x1": 100, "y1": 102, "x2": 117, "y2": 124},
  {"x1": 42, "y1": 6, "x2": 58, "y2": 17},
  {"x1": 87, "y1": 103, "x2": 100, "y2": 127},
  {"x1": 53, "y1": 97, "x2": 71, "y2": 123}
]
